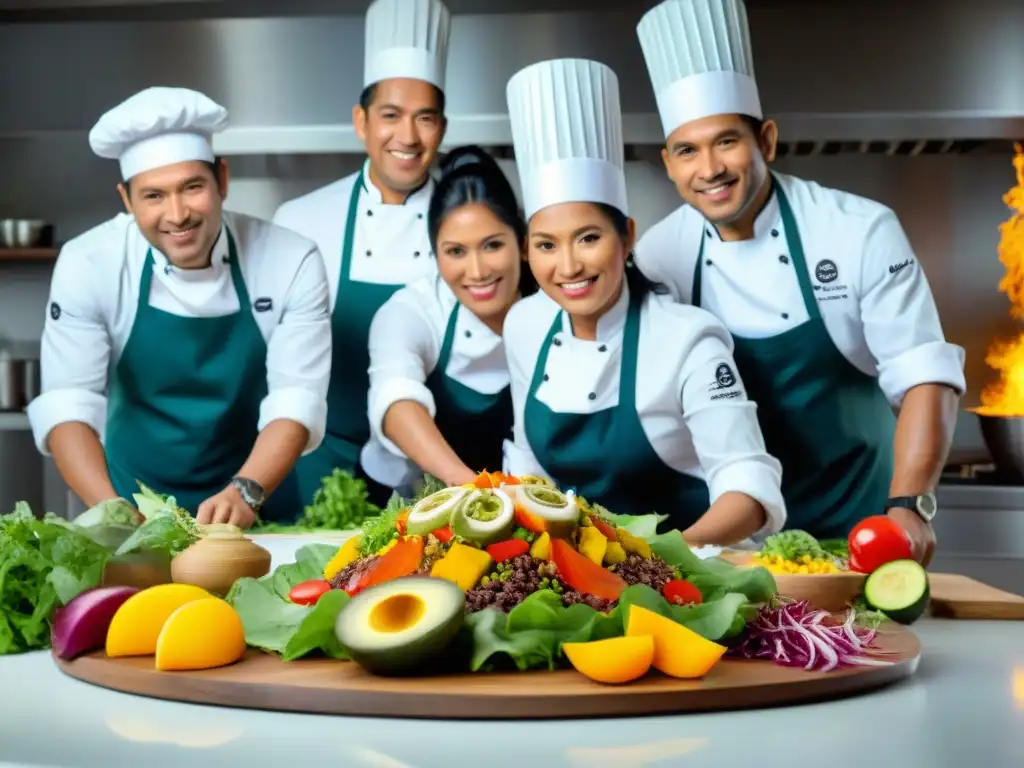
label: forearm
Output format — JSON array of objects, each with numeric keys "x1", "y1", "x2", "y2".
[
  {"x1": 683, "y1": 492, "x2": 767, "y2": 547},
  {"x1": 382, "y1": 400, "x2": 478, "y2": 486},
  {"x1": 48, "y1": 422, "x2": 119, "y2": 507},
  {"x1": 236, "y1": 419, "x2": 309, "y2": 494},
  {"x1": 890, "y1": 383, "x2": 960, "y2": 495}
]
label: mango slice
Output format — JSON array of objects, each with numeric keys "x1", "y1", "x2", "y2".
[
  {"x1": 155, "y1": 597, "x2": 246, "y2": 671},
  {"x1": 562, "y1": 635, "x2": 655, "y2": 684},
  {"x1": 625, "y1": 605, "x2": 726, "y2": 679},
  {"x1": 106, "y1": 583, "x2": 210, "y2": 657}
]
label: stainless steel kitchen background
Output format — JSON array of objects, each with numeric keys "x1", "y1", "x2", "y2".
[{"x1": 1, "y1": 0, "x2": 1023, "y2": 557}]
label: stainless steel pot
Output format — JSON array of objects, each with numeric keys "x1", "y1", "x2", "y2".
[{"x1": 976, "y1": 412, "x2": 1024, "y2": 481}]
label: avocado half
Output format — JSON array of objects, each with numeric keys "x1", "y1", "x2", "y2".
[{"x1": 334, "y1": 575, "x2": 466, "y2": 676}]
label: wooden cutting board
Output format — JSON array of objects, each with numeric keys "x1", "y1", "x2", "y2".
[
  {"x1": 53, "y1": 624, "x2": 919, "y2": 720},
  {"x1": 928, "y1": 573, "x2": 1024, "y2": 620}
]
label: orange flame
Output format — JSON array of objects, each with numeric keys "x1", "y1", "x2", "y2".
[{"x1": 975, "y1": 143, "x2": 1024, "y2": 418}]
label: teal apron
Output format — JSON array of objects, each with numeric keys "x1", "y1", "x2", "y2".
[
  {"x1": 291, "y1": 170, "x2": 406, "y2": 507},
  {"x1": 523, "y1": 285, "x2": 710, "y2": 528},
  {"x1": 692, "y1": 178, "x2": 895, "y2": 539},
  {"x1": 106, "y1": 230, "x2": 298, "y2": 521},
  {"x1": 425, "y1": 302, "x2": 513, "y2": 475}
]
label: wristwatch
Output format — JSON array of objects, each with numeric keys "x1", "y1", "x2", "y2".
[
  {"x1": 231, "y1": 477, "x2": 266, "y2": 512},
  {"x1": 884, "y1": 492, "x2": 937, "y2": 522}
]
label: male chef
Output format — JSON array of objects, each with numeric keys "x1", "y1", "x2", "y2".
[
  {"x1": 632, "y1": 0, "x2": 966, "y2": 564},
  {"x1": 273, "y1": 0, "x2": 451, "y2": 507},
  {"x1": 28, "y1": 87, "x2": 332, "y2": 527}
]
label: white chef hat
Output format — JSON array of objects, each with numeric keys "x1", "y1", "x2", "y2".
[
  {"x1": 637, "y1": 0, "x2": 762, "y2": 139},
  {"x1": 506, "y1": 58, "x2": 628, "y2": 221},
  {"x1": 364, "y1": 0, "x2": 452, "y2": 91},
  {"x1": 89, "y1": 87, "x2": 229, "y2": 181}
]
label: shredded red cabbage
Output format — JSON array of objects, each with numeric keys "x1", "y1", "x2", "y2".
[{"x1": 727, "y1": 600, "x2": 895, "y2": 673}]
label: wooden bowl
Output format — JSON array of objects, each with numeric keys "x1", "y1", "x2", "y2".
[{"x1": 720, "y1": 550, "x2": 866, "y2": 613}]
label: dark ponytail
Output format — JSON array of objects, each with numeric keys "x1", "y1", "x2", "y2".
[
  {"x1": 429, "y1": 146, "x2": 537, "y2": 297},
  {"x1": 593, "y1": 203, "x2": 669, "y2": 298}
]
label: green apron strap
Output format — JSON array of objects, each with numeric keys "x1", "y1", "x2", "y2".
[
  {"x1": 773, "y1": 179, "x2": 822, "y2": 321},
  {"x1": 437, "y1": 301, "x2": 459, "y2": 371},
  {"x1": 339, "y1": 170, "x2": 364, "y2": 281},
  {"x1": 527, "y1": 313, "x2": 562, "y2": 399},
  {"x1": 617, "y1": 286, "x2": 644, "y2": 412},
  {"x1": 691, "y1": 236, "x2": 705, "y2": 307}
]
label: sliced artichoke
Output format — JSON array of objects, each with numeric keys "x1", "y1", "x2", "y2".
[
  {"x1": 405, "y1": 486, "x2": 470, "y2": 536},
  {"x1": 450, "y1": 488, "x2": 516, "y2": 546},
  {"x1": 518, "y1": 485, "x2": 578, "y2": 538}
]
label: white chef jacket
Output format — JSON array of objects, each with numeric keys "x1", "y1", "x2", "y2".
[
  {"x1": 272, "y1": 158, "x2": 437, "y2": 305},
  {"x1": 27, "y1": 210, "x2": 332, "y2": 456},
  {"x1": 503, "y1": 282, "x2": 787, "y2": 536},
  {"x1": 634, "y1": 172, "x2": 967, "y2": 406},
  {"x1": 360, "y1": 269, "x2": 512, "y2": 489}
]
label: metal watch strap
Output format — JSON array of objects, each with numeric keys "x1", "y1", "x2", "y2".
[{"x1": 232, "y1": 477, "x2": 265, "y2": 511}]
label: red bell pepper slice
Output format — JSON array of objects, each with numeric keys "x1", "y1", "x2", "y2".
[
  {"x1": 433, "y1": 525, "x2": 454, "y2": 543},
  {"x1": 288, "y1": 579, "x2": 331, "y2": 605},
  {"x1": 550, "y1": 539, "x2": 627, "y2": 601},
  {"x1": 486, "y1": 538, "x2": 531, "y2": 563},
  {"x1": 590, "y1": 517, "x2": 617, "y2": 542},
  {"x1": 345, "y1": 535, "x2": 424, "y2": 596},
  {"x1": 514, "y1": 504, "x2": 547, "y2": 534},
  {"x1": 662, "y1": 579, "x2": 702, "y2": 606}
]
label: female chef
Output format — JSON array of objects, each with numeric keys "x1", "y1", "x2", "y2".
[
  {"x1": 632, "y1": 0, "x2": 965, "y2": 558},
  {"x1": 272, "y1": 0, "x2": 452, "y2": 506},
  {"x1": 360, "y1": 146, "x2": 533, "y2": 493},
  {"x1": 501, "y1": 58, "x2": 787, "y2": 546}
]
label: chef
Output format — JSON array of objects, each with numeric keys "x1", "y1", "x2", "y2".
[
  {"x1": 273, "y1": 0, "x2": 451, "y2": 507},
  {"x1": 633, "y1": 0, "x2": 966, "y2": 560},
  {"x1": 27, "y1": 87, "x2": 332, "y2": 527},
  {"x1": 361, "y1": 146, "x2": 530, "y2": 493},
  {"x1": 501, "y1": 57, "x2": 787, "y2": 546}
]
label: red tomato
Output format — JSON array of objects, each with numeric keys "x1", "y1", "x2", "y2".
[
  {"x1": 662, "y1": 579, "x2": 702, "y2": 606},
  {"x1": 847, "y1": 516, "x2": 913, "y2": 574},
  {"x1": 288, "y1": 580, "x2": 331, "y2": 605},
  {"x1": 590, "y1": 517, "x2": 618, "y2": 542}
]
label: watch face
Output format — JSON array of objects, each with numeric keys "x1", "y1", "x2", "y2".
[{"x1": 917, "y1": 494, "x2": 937, "y2": 517}]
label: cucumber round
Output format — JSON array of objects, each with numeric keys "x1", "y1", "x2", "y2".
[
  {"x1": 450, "y1": 488, "x2": 515, "y2": 545},
  {"x1": 405, "y1": 487, "x2": 469, "y2": 536},
  {"x1": 863, "y1": 558, "x2": 930, "y2": 625}
]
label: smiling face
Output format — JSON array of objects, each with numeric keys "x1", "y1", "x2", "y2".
[
  {"x1": 118, "y1": 159, "x2": 227, "y2": 269},
  {"x1": 527, "y1": 202, "x2": 634, "y2": 337},
  {"x1": 436, "y1": 202, "x2": 522, "y2": 324},
  {"x1": 661, "y1": 114, "x2": 778, "y2": 234},
  {"x1": 354, "y1": 78, "x2": 447, "y2": 203}
]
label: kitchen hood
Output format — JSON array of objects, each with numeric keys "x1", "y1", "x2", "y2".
[{"x1": 1, "y1": 0, "x2": 1022, "y2": 155}]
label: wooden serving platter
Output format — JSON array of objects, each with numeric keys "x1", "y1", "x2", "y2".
[
  {"x1": 928, "y1": 573, "x2": 1024, "y2": 620},
  {"x1": 54, "y1": 624, "x2": 920, "y2": 720}
]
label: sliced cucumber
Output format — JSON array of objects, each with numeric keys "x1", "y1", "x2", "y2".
[
  {"x1": 450, "y1": 488, "x2": 515, "y2": 545},
  {"x1": 406, "y1": 487, "x2": 469, "y2": 536},
  {"x1": 516, "y1": 485, "x2": 578, "y2": 538},
  {"x1": 863, "y1": 559, "x2": 930, "y2": 625}
]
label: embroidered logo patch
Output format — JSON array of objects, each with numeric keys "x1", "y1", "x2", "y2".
[
  {"x1": 889, "y1": 258, "x2": 913, "y2": 275},
  {"x1": 254, "y1": 297, "x2": 273, "y2": 312},
  {"x1": 709, "y1": 362, "x2": 742, "y2": 401},
  {"x1": 50, "y1": 302, "x2": 61, "y2": 320},
  {"x1": 814, "y1": 259, "x2": 838, "y2": 283}
]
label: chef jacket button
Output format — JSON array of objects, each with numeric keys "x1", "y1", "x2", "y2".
[
  {"x1": 706, "y1": 229, "x2": 713, "y2": 238},
  {"x1": 598, "y1": 344, "x2": 607, "y2": 352},
  {"x1": 414, "y1": 251, "x2": 421, "y2": 257},
  {"x1": 543, "y1": 374, "x2": 550, "y2": 382},
  {"x1": 417, "y1": 213, "x2": 424, "y2": 220},
  {"x1": 163, "y1": 265, "x2": 172, "y2": 275},
  {"x1": 553, "y1": 338, "x2": 562, "y2": 346},
  {"x1": 367, "y1": 210, "x2": 373, "y2": 217},
  {"x1": 782, "y1": 312, "x2": 789, "y2": 319},
  {"x1": 222, "y1": 256, "x2": 230, "y2": 264},
  {"x1": 771, "y1": 229, "x2": 779, "y2": 237},
  {"x1": 706, "y1": 259, "x2": 713, "y2": 266},
  {"x1": 464, "y1": 329, "x2": 472, "y2": 338},
  {"x1": 588, "y1": 392, "x2": 596, "y2": 401},
  {"x1": 779, "y1": 254, "x2": 789, "y2": 264},
  {"x1": 366, "y1": 250, "x2": 372, "y2": 257}
]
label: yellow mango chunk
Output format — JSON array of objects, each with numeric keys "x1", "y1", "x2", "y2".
[
  {"x1": 106, "y1": 584, "x2": 210, "y2": 657},
  {"x1": 529, "y1": 532, "x2": 551, "y2": 560},
  {"x1": 625, "y1": 605, "x2": 726, "y2": 679},
  {"x1": 430, "y1": 543, "x2": 493, "y2": 591},
  {"x1": 155, "y1": 597, "x2": 246, "y2": 671},
  {"x1": 578, "y1": 526, "x2": 608, "y2": 565},
  {"x1": 323, "y1": 536, "x2": 362, "y2": 580},
  {"x1": 616, "y1": 528, "x2": 652, "y2": 558},
  {"x1": 603, "y1": 541, "x2": 627, "y2": 565},
  {"x1": 563, "y1": 635, "x2": 654, "y2": 684}
]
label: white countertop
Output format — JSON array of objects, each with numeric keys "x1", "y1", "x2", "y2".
[{"x1": 1, "y1": 617, "x2": 1022, "y2": 767}]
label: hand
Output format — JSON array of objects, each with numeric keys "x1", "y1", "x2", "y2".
[
  {"x1": 887, "y1": 507, "x2": 936, "y2": 568},
  {"x1": 196, "y1": 484, "x2": 257, "y2": 529}
]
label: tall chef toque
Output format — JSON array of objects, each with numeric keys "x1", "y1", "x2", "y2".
[
  {"x1": 505, "y1": 58, "x2": 629, "y2": 220},
  {"x1": 89, "y1": 87, "x2": 229, "y2": 181},
  {"x1": 364, "y1": 0, "x2": 452, "y2": 90},
  {"x1": 637, "y1": 0, "x2": 762, "y2": 139}
]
